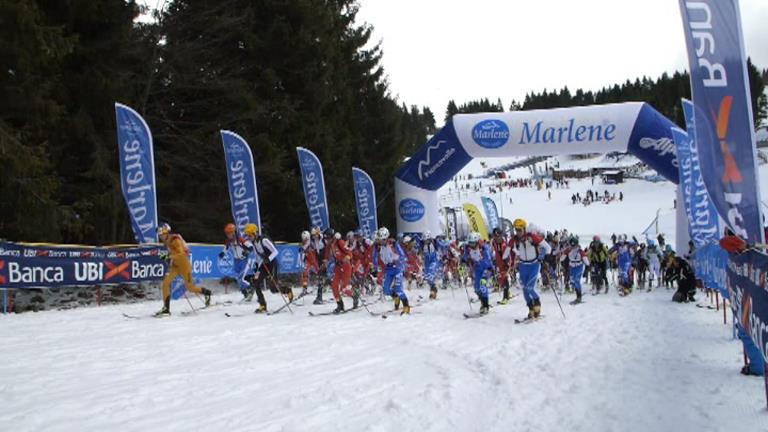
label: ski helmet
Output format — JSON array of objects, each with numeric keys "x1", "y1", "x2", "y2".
[
  {"x1": 647, "y1": 239, "x2": 656, "y2": 247},
  {"x1": 244, "y1": 223, "x2": 259, "y2": 237},
  {"x1": 346, "y1": 231, "x2": 355, "y2": 240},
  {"x1": 224, "y1": 223, "x2": 236, "y2": 235},
  {"x1": 423, "y1": 230, "x2": 432, "y2": 241},
  {"x1": 569, "y1": 236, "x2": 579, "y2": 246},
  {"x1": 593, "y1": 235, "x2": 600, "y2": 242},
  {"x1": 377, "y1": 227, "x2": 390, "y2": 241},
  {"x1": 323, "y1": 228, "x2": 335, "y2": 238},
  {"x1": 301, "y1": 230, "x2": 311, "y2": 241},
  {"x1": 403, "y1": 235, "x2": 412, "y2": 244},
  {"x1": 467, "y1": 231, "x2": 481, "y2": 245},
  {"x1": 492, "y1": 227, "x2": 503, "y2": 237},
  {"x1": 158, "y1": 223, "x2": 171, "y2": 237},
  {"x1": 513, "y1": 218, "x2": 527, "y2": 230},
  {"x1": 311, "y1": 227, "x2": 322, "y2": 237},
  {"x1": 334, "y1": 232, "x2": 342, "y2": 240}
]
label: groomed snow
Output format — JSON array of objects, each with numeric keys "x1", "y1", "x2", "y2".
[{"x1": 1, "y1": 287, "x2": 766, "y2": 431}]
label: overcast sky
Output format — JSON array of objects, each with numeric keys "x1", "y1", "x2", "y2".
[{"x1": 355, "y1": 0, "x2": 768, "y2": 119}]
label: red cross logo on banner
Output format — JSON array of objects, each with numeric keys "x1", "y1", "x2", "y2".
[
  {"x1": 0, "y1": 261, "x2": 6, "y2": 285},
  {"x1": 104, "y1": 261, "x2": 130, "y2": 281}
]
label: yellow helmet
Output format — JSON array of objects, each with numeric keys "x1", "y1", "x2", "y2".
[
  {"x1": 244, "y1": 223, "x2": 259, "y2": 237},
  {"x1": 158, "y1": 223, "x2": 171, "y2": 236},
  {"x1": 513, "y1": 218, "x2": 527, "y2": 230}
]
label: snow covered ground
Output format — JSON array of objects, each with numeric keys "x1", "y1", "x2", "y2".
[
  {"x1": 4, "y1": 153, "x2": 768, "y2": 431},
  {"x1": 1, "y1": 286, "x2": 766, "y2": 432}
]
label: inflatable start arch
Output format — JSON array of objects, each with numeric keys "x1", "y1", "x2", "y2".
[{"x1": 395, "y1": 102, "x2": 680, "y2": 235}]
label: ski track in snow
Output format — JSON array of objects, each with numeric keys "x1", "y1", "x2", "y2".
[{"x1": 1, "y1": 287, "x2": 766, "y2": 432}]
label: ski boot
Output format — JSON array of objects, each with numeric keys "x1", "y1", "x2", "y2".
[
  {"x1": 243, "y1": 288, "x2": 254, "y2": 302},
  {"x1": 393, "y1": 296, "x2": 401, "y2": 311},
  {"x1": 429, "y1": 288, "x2": 437, "y2": 300},
  {"x1": 202, "y1": 288, "x2": 212, "y2": 307},
  {"x1": 286, "y1": 289, "x2": 294, "y2": 302},
  {"x1": 479, "y1": 297, "x2": 490, "y2": 315},
  {"x1": 352, "y1": 292, "x2": 360, "y2": 309},
  {"x1": 333, "y1": 300, "x2": 345, "y2": 314},
  {"x1": 154, "y1": 297, "x2": 171, "y2": 317},
  {"x1": 400, "y1": 297, "x2": 411, "y2": 315},
  {"x1": 313, "y1": 288, "x2": 324, "y2": 305},
  {"x1": 532, "y1": 299, "x2": 542, "y2": 318},
  {"x1": 570, "y1": 292, "x2": 582, "y2": 305},
  {"x1": 527, "y1": 305, "x2": 535, "y2": 319},
  {"x1": 254, "y1": 303, "x2": 267, "y2": 314}
]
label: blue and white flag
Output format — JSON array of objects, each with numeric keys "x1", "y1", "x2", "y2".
[
  {"x1": 480, "y1": 196, "x2": 500, "y2": 230},
  {"x1": 296, "y1": 147, "x2": 330, "y2": 231},
  {"x1": 352, "y1": 167, "x2": 377, "y2": 239},
  {"x1": 221, "y1": 130, "x2": 261, "y2": 233},
  {"x1": 679, "y1": 0, "x2": 763, "y2": 244},
  {"x1": 680, "y1": 99, "x2": 720, "y2": 246},
  {"x1": 114, "y1": 103, "x2": 158, "y2": 243}
]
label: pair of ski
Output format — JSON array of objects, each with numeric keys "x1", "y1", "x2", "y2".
[
  {"x1": 122, "y1": 300, "x2": 232, "y2": 319},
  {"x1": 307, "y1": 305, "x2": 365, "y2": 317}
]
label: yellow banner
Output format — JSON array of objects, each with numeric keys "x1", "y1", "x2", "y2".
[{"x1": 463, "y1": 203, "x2": 489, "y2": 241}]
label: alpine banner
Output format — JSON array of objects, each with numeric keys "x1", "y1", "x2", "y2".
[
  {"x1": 221, "y1": 130, "x2": 261, "y2": 233},
  {"x1": 395, "y1": 102, "x2": 681, "y2": 234},
  {"x1": 444, "y1": 207, "x2": 458, "y2": 240},
  {"x1": 679, "y1": 0, "x2": 764, "y2": 244},
  {"x1": 480, "y1": 196, "x2": 500, "y2": 230},
  {"x1": 462, "y1": 203, "x2": 489, "y2": 241},
  {"x1": 114, "y1": 103, "x2": 158, "y2": 243},
  {"x1": 296, "y1": 147, "x2": 330, "y2": 231},
  {"x1": 680, "y1": 99, "x2": 720, "y2": 246},
  {"x1": 352, "y1": 167, "x2": 377, "y2": 239}
]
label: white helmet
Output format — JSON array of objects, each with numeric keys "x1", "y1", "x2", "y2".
[
  {"x1": 377, "y1": 227, "x2": 390, "y2": 241},
  {"x1": 467, "y1": 231, "x2": 481, "y2": 244},
  {"x1": 423, "y1": 230, "x2": 432, "y2": 241},
  {"x1": 301, "y1": 230, "x2": 311, "y2": 241},
  {"x1": 334, "y1": 232, "x2": 342, "y2": 240},
  {"x1": 346, "y1": 231, "x2": 355, "y2": 240},
  {"x1": 403, "y1": 235, "x2": 412, "y2": 244}
]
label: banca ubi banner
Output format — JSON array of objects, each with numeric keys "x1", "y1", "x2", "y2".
[{"x1": 0, "y1": 241, "x2": 304, "y2": 289}]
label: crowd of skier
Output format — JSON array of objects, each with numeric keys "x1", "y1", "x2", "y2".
[{"x1": 152, "y1": 219, "x2": 699, "y2": 322}]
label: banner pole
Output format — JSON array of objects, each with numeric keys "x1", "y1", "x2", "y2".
[{"x1": 2, "y1": 289, "x2": 6, "y2": 314}]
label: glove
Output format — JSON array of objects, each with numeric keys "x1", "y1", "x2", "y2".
[
  {"x1": 158, "y1": 250, "x2": 169, "y2": 261},
  {"x1": 218, "y1": 251, "x2": 225, "y2": 259}
]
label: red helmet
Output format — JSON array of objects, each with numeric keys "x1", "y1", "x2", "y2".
[
  {"x1": 224, "y1": 223, "x2": 236, "y2": 235},
  {"x1": 593, "y1": 235, "x2": 600, "y2": 242}
]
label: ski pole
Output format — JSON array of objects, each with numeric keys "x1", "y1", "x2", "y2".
[
  {"x1": 183, "y1": 293, "x2": 197, "y2": 314},
  {"x1": 263, "y1": 263, "x2": 293, "y2": 314},
  {"x1": 549, "y1": 273, "x2": 566, "y2": 319}
]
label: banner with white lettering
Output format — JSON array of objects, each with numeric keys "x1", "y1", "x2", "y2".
[
  {"x1": 296, "y1": 147, "x2": 330, "y2": 231},
  {"x1": 679, "y1": 0, "x2": 764, "y2": 244},
  {"x1": 726, "y1": 250, "x2": 768, "y2": 403},
  {"x1": 114, "y1": 103, "x2": 158, "y2": 243},
  {"x1": 0, "y1": 241, "x2": 305, "y2": 289},
  {"x1": 352, "y1": 167, "x2": 377, "y2": 239},
  {"x1": 480, "y1": 196, "x2": 500, "y2": 230},
  {"x1": 444, "y1": 207, "x2": 458, "y2": 240},
  {"x1": 680, "y1": 99, "x2": 720, "y2": 246},
  {"x1": 395, "y1": 102, "x2": 680, "y2": 234},
  {"x1": 221, "y1": 130, "x2": 262, "y2": 233}
]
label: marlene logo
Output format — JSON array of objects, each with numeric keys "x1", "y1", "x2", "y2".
[
  {"x1": 399, "y1": 199, "x2": 425, "y2": 222},
  {"x1": 472, "y1": 120, "x2": 510, "y2": 149}
]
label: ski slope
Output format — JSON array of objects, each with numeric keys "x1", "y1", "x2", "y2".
[
  {"x1": 0, "y1": 287, "x2": 765, "y2": 432},
  {"x1": 3, "y1": 154, "x2": 768, "y2": 431}
]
